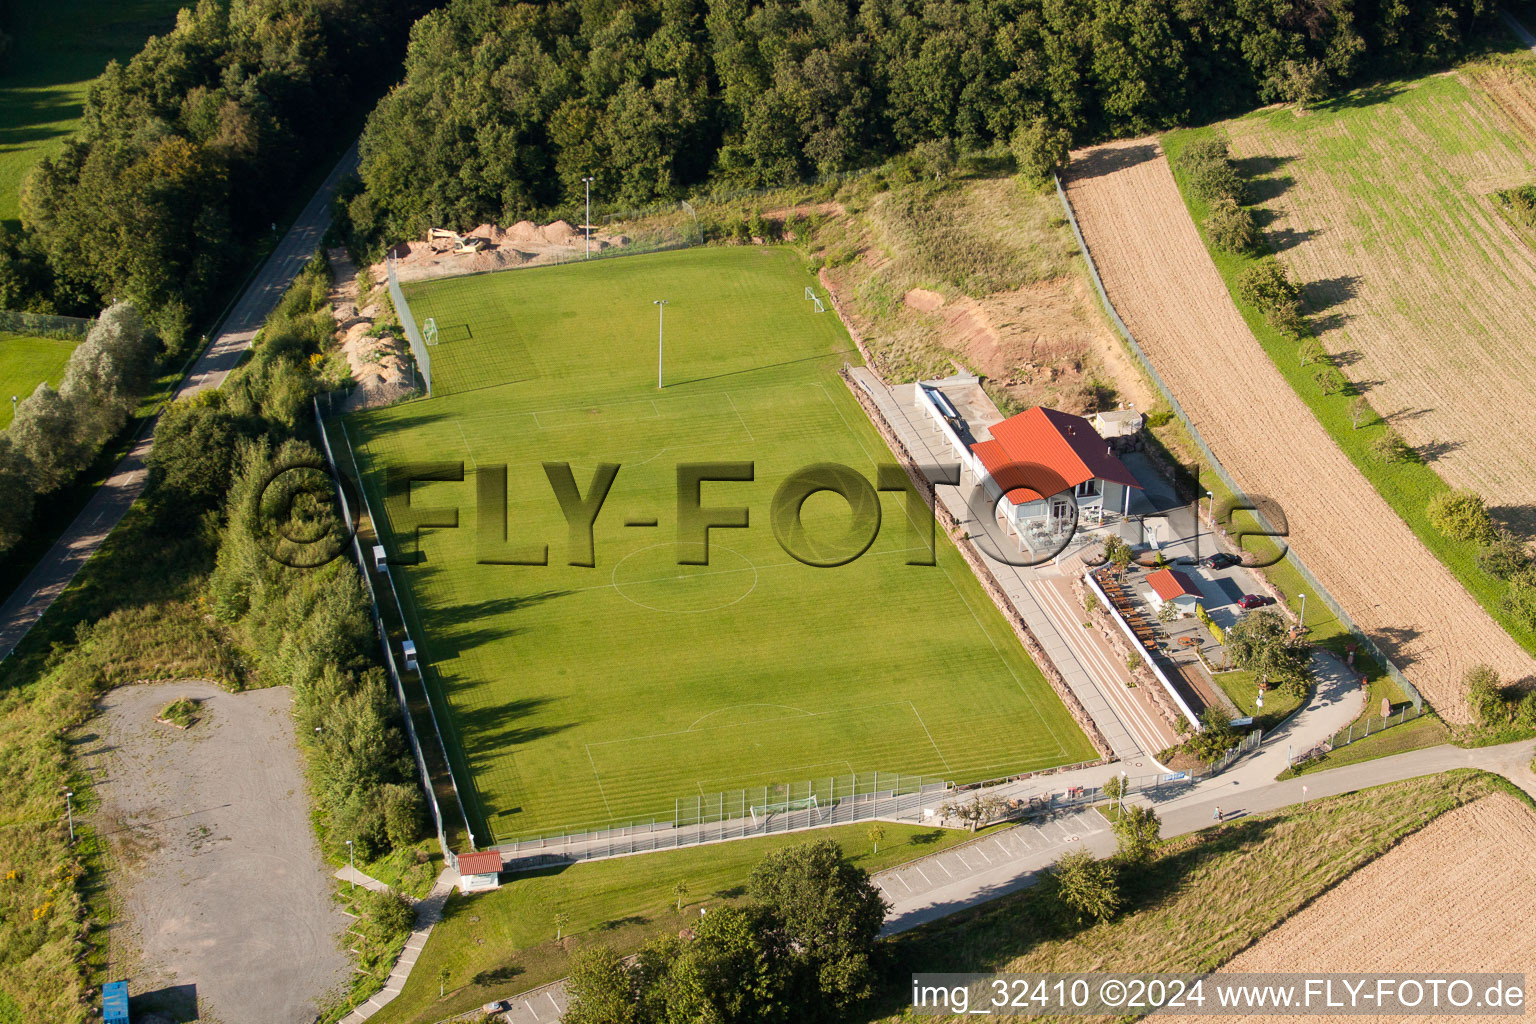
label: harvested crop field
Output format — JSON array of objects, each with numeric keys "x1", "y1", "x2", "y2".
[
  {"x1": 1063, "y1": 137, "x2": 1536, "y2": 720},
  {"x1": 1219, "y1": 70, "x2": 1536, "y2": 537},
  {"x1": 1162, "y1": 792, "x2": 1536, "y2": 1023}
]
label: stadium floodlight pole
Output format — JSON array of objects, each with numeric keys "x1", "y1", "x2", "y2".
[
  {"x1": 654, "y1": 299, "x2": 668, "y2": 389},
  {"x1": 582, "y1": 177, "x2": 595, "y2": 259}
]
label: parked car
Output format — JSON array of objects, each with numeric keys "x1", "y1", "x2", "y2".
[
  {"x1": 482, "y1": 1001, "x2": 509, "y2": 1015},
  {"x1": 1236, "y1": 594, "x2": 1275, "y2": 609},
  {"x1": 1204, "y1": 552, "x2": 1240, "y2": 570}
]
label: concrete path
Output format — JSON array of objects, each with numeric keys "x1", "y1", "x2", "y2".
[
  {"x1": 0, "y1": 143, "x2": 360, "y2": 664},
  {"x1": 340, "y1": 867, "x2": 458, "y2": 1024}
]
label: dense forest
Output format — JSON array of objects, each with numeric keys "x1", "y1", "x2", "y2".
[
  {"x1": 0, "y1": 0, "x2": 433, "y2": 337},
  {"x1": 353, "y1": 0, "x2": 1498, "y2": 235}
]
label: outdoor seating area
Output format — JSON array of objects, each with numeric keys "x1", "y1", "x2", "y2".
[{"x1": 1095, "y1": 568, "x2": 1161, "y2": 653}]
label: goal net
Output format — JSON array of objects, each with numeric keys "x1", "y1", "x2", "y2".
[
  {"x1": 804, "y1": 286, "x2": 825, "y2": 313},
  {"x1": 749, "y1": 794, "x2": 818, "y2": 825},
  {"x1": 423, "y1": 317, "x2": 439, "y2": 346}
]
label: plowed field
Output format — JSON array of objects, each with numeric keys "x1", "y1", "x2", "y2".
[{"x1": 1064, "y1": 138, "x2": 1536, "y2": 720}]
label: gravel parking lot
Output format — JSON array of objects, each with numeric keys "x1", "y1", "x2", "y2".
[{"x1": 85, "y1": 681, "x2": 348, "y2": 1023}]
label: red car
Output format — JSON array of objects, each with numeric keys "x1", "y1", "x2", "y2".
[{"x1": 1237, "y1": 594, "x2": 1275, "y2": 609}]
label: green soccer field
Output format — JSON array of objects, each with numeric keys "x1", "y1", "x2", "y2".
[
  {"x1": 346, "y1": 247, "x2": 1095, "y2": 843},
  {"x1": 0, "y1": 332, "x2": 77, "y2": 427}
]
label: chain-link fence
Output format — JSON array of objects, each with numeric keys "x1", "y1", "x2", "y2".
[
  {"x1": 494, "y1": 773, "x2": 949, "y2": 871},
  {"x1": 0, "y1": 308, "x2": 93, "y2": 341},
  {"x1": 1330, "y1": 703, "x2": 1428, "y2": 749},
  {"x1": 384, "y1": 253, "x2": 432, "y2": 396}
]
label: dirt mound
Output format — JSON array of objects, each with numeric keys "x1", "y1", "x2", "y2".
[
  {"x1": 507, "y1": 220, "x2": 541, "y2": 242},
  {"x1": 327, "y1": 250, "x2": 413, "y2": 411},
  {"x1": 903, "y1": 288, "x2": 945, "y2": 312},
  {"x1": 541, "y1": 219, "x2": 577, "y2": 243}
]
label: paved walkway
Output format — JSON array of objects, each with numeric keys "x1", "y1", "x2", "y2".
[
  {"x1": 0, "y1": 144, "x2": 360, "y2": 663},
  {"x1": 338, "y1": 866, "x2": 458, "y2": 1024}
]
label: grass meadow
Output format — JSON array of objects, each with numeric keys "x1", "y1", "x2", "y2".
[
  {"x1": 0, "y1": 331, "x2": 74, "y2": 425},
  {"x1": 1161, "y1": 72, "x2": 1536, "y2": 661},
  {"x1": 0, "y1": 1, "x2": 185, "y2": 225},
  {"x1": 347, "y1": 246, "x2": 1096, "y2": 844}
]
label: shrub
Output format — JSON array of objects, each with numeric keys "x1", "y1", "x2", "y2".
[
  {"x1": 1504, "y1": 567, "x2": 1536, "y2": 630},
  {"x1": 1426, "y1": 490, "x2": 1496, "y2": 544},
  {"x1": 1369, "y1": 427, "x2": 1412, "y2": 464},
  {"x1": 1464, "y1": 664, "x2": 1509, "y2": 726},
  {"x1": 1112, "y1": 804, "x2": 1161, "y2": 863},
  {"x1": 357, "y1": 888, "x2": 415, "y2": 941},
  {"x1": 1048, "y1": 849, "x2": 1122, "y2": 925},
  {"x1": 1011, "y1": 117, "x2": 1073, "y2": 187},
  {"x1": 1178, "y1": 136, "x2": 1247, "y2": 205},
  {"x1": 1207, "y1": 196, "x2": 1258, "y2": 252},
  {"x1": 1477, "y1": 530, "x2": 1532, "y2": 580},
  {"x1": 1237, "y1": 257, "x2": 1303, "y2": 334}
]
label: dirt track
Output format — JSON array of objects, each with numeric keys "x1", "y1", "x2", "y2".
[
  {"x1": 1161, "y1": 793, "x2": 1536, "y2": 1023},
  {"x1": 1064, "y1": 138, "x2": 1536, "y2": 720}
]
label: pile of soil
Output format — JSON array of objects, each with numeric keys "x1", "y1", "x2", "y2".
[
  {"x1": 327, "y1": 249, "x2": 414, "y2": 412},
  {"x1": 379, "y1": 217, "x2": 631, "y2": 285}
]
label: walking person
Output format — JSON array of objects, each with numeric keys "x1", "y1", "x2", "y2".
[{"x1": 1213, "y1": 805, "x2": 1222, "y2": 822}]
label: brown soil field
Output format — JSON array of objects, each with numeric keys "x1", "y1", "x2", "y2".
[
  {"x1": 1063, "y1": 137, "x2": 1536, "y2": 720},
  {"x1": 1220, "y1": 68, "x2": 1536, "y2": 538},
  {"x1": 1161, "y1": 792, "x2": 1536, "y2": 1023}
]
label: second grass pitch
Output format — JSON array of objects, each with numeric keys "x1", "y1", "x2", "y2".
[{"x1": 350, "y1": 247, "x2": 1096, "y2": 843}]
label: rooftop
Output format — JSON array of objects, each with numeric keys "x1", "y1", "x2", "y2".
[
  {"x1": 1147, "y1": 567, "x2": 1200, "y2": 601},
  {"x1": 457, "y1": 850, "x2": 503, "y2": 875}
]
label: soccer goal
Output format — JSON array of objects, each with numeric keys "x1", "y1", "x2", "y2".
[
  {"x1": 803, "y1": 286, "x2": 826, "y2": 313},
  {"x1": 423, "y1": 317, "x2": 439, "y2": 346}
]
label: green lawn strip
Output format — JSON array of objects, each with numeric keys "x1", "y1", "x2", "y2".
[
  {"x1": 1275, "y1": 714, "x2": 1452, "y2": 780},
  {"x1": 871, "y1": 770, "x2": 1523, "y2": 1022},
  {"x1": 1160, "y1": 113, "x2": 1536, "y2": 659},
  {"x1": 0, "y1": 1, "x2": 186, "y2": 224},
  {"x1": 1209, "y1": 668, "x2": 1304, "y2": 732},
  {"x1": 0, "y1": 333, "x2": 76, "y2": 425},
  {"x1": 371, "y1": 822, "x2": 996, "y2": 1024},
  {"x1": 348, "y1": 246, "x2": 1094, "y2": 844}
]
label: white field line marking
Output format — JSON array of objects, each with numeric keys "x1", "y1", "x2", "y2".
[
  {"x1": 584, "y1": 745, "x2": 615, "y2": 818},
  {"x1": 907, "y1": 701, "x2": 954, "y2": 774},
  {"x1": 587, "y1": 699, "x2": 915, "y2": 748},
  {"x1": 455, "y1": 421, "x2": 478, "y2": 471},
  {"x1": 725, "y1": 392, "x2": 756, "y2": 441}
]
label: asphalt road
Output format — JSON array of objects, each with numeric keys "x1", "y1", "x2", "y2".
[{"x1": 0, "y1": 143, "x2": 359, "y2": 664}]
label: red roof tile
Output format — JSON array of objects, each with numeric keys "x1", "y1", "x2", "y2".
[
  {"x1": 457, "y1": 850, "x2": 503, "y2": 875},
  {"x1": 986, "y1": 407, "x2": 1141, "y2": 492},
  {"x1": 1147, "y1": 568, "x2": 1199, "y2": 601}
]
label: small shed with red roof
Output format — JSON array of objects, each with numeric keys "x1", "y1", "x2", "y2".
[
  {"x1": 457, "y1": 850, "x2": 503, "y2": 893},
  {"x1": 1145, "y1": 567, "x2": 1202, "y2": 615}
]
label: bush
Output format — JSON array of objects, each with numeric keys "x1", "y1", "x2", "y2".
[
  {"x1": 1011, "y1": 118, "x2": 1072, "y2": 187},
  {"x1": 1477, "y1": 530, "x2": 1531, "y2": 580},
  {"x1": 1048, "y1": 849, "x2": 1122, "y2": 925},
  {"x1": 1426, "y1": 489, "x2": 1496, "y2": 544},
  {"x1": 1237, "y1": 257, "x2": 1303, "y2": 333},
  {"x1": 1369, "y1": 428, "x2": 1412, "y2": 464},
  {"x1": 357, "y1": 888, "x2": 415, "y2": 941},
  {"x1": 1207, "y1": 196, "x2": 1258, "y2": 252},
  {"x1": 1112, "y1": 804, "x2": 1161, "y2": 864},
  {"x1": 158, "y1": 697, "x2": 198, "y2": 728},
  {"x1": 1465, "y1": 664, "x2": 1509, "y2": 726},
  {"x1": 1504, "y1": 567, "x2": 1536, "y2": 630}
]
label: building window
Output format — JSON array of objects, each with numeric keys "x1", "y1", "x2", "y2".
[{"x1": 1075, "y1": 479, "x2": 1100, "y2": 499}]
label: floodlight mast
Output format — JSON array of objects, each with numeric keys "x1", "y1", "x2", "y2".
[
  {"x1": 582, "y1": 176, "x2": 595, "y2": 259},
  {"x1": 654, "y1": 299, "x2": 668, "y2": 389}
]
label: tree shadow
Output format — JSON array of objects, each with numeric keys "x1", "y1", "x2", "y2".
[
  {"x1": 1245, "y1": 173, "x2": 1295, "y2": 205},
  {"x1": 1366, "y1": 625, "x2": 1424, "y2": 669},
  {"x1": 1068, "y1": 142, "x2": 1161, "y2": 183},
  {"x1": 1316, "y1": 82, "x2": 1407, "y2": 113},
  {"x1": 1308, "y1": 311, "x2": 1352, "y2": 335},
  {"x1": 473, "y1": 963, "x2": 524, "y2": 987},
  {"x1": 600, "y1": 914, "x2": 649, "y2": 931},
  {"x1": 1265, "y1": 224, "x2": 1318, "y2": 252},
  {"x1": 907, "y1": 829, "x2": 945, "y2": 845},
  {"x1": 1413, "y1": 439, "x2": 1464, "y2": 463},
  {"x1": 712, "y1": 884, "x2": 748, "y2": 899},
  {"x1": 1303, "y1": 275, "x2": 1360, "y2": 315},
  {"x1": 1382, "y1": 406, "x2": 1435, "y2": 424},
  {"x1": 1330, "y1": 349, "x2": 1366, "y2": 369},
  {"x1": 1490, "y1": 504, "x2": 1536, "y2": 540}
]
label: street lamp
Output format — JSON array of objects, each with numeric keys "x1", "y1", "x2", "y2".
[
  {"x1": 582, "y1": 176, "x2": 595, "y2": 259},
  {"x1": 10, "y1": 395, "x2": 15, "y2": 419},
  {"x1": 1118, "y1": 771, "x2": 1127, "y2": 817},
  {"x1": 345, "y1": 839, "x2": 354, "y2": 888},
  {"x1": 1205, "y1": 490, "x2": 1214, "y2": 521},
  {"x1": 1298, "y1": 592, "x2": 1307, "y2": 627},
  {"x1": 654, "y1": 299, "x2": 668, "y2": 389},
  {"x1": 64, "y1": 790, "x2": 75, "y2": 844}
]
